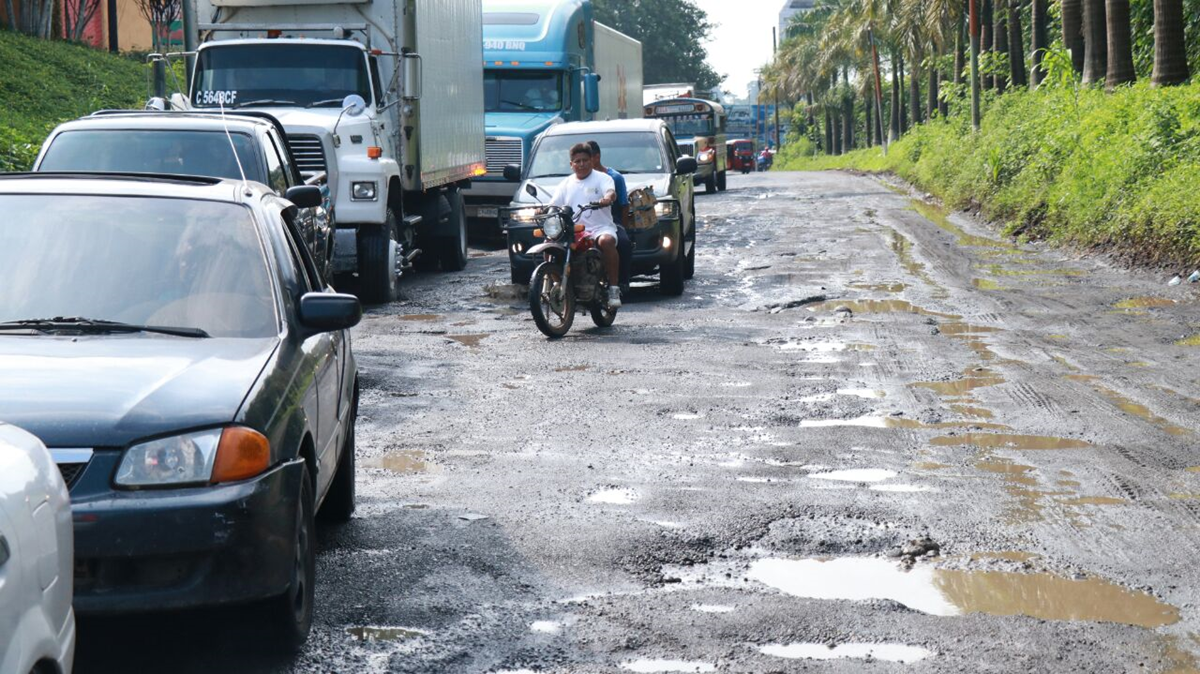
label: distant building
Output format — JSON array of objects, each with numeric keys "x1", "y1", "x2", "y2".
[
  {"x1": 778, "y1": 0, "x2": 815, "y2": 39},
  {"x1": 1, "y1": 0, "x2": 159, "y2": 52}
]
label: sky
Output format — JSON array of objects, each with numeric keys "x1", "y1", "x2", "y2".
[{"x1": 692, "y1": 0, "x2": 783, "y2": 100}]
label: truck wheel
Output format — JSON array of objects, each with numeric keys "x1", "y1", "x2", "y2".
[
  {"x1": 717, "y1": 170, "x2": 727, "y2": 192},
  {"x1": 319, "y1": 388, "x2": 356, "y2": 523},
  {"x1": 439, "y1": 190, "x2": 469, "y2": 272},
  {"x1": 660, "y1": 227, "x2": 685, "y2": 296},
  {"x1": 357, "y1": 210, "x2": 400, "y2": 304},
  {"x1": 704, "y1": 171, "x2": 717, "y2": 194},
  {"x1": 267, "y1": 463, "x2": 315, "y2": 652}
]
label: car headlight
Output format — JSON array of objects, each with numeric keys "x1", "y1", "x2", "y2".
[
  {"x1": 654, "y1": 201, "x2": 679, "y2": 219},
  {"x1": 543, "y1": 215, "x2": 564, "y2": 238},
  {"x1": 510, "y1": 207, "x2": 541, "y2": 224},
  {"x1": 698, "y1": 149, "x2": 716, "y2": 164},
  {"x1": 351, "y1": 181, "x2": 378, "y2": 201},
  {"x1": 115, "y1": 427, "x2": 270, "y2": 488}
]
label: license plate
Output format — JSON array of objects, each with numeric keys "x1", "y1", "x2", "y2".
[{"x1": 478, "y1": 207, "x2": 499, "y2": 219}]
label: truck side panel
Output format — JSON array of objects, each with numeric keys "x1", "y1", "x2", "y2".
[
  {"x1": 593, "y1": 22, "x2": 642, "y2": 121},
  {"x1": 410, "y1": 0, "x2": 486, "y2": 191}
]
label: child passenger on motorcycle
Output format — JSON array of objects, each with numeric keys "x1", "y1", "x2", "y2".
[{"x1": 549, "y1": 143, "x2": 622, "y2": 309}]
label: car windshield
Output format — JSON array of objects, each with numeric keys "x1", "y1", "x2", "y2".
[
  {"x1": 0, "y1": 194, "x2": 277, "y2": 339},
  {"x1": 193, "y1": 44, "x2": 371, "y2": 108},
  {"x1": 38, "y1": 130, "x2": 265, "y2": 183},
  {"x1": 528, "y1": 133, "x2": 666, "y2": 178},
  {"x1": 485, "y1": 70, "x2": 564, "y2": 113},
  {"x1": 657, "y1": 113, "x2": 715, "y2": 138}
]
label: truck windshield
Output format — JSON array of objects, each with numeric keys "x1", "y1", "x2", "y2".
[
  {"x1": 0, "y1": 195, "x2": 277, "y2": 339},
  {"x1": 658, "y1": 113, "x2": 715, "y2": 139},
  {"x1": 38, "y1": 130, "x2": 265, "y2": 184},
  {"x1": 485, "y1": 70, "x2": 563, "y2": 113},
  {"x1": 529, "y1": 133, "x2": 666, "y2": 178},
  {"x1": 193, "y1": 44, "x2": 372, "y2": 109}
]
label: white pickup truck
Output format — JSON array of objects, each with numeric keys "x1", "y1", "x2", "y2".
[{"x1": 182, "y1": 0, "x2": 486, "y2": 303}]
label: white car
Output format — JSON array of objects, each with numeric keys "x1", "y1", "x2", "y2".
[{"x1": 0, "y1": 423, "x2": 75, "y2": 674}]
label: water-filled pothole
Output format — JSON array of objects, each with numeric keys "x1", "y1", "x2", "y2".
[{"x1": 932, "y1": 433, "x2": 1089, "y2": 450}]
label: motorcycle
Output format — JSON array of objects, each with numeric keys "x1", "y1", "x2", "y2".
[{"x1": 512, "y1": 194, "x2": 617, "y2": 338}]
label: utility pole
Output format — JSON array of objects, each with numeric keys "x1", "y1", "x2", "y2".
[
  {"x1": 772, "y1": 27, "x2": 781, "y2": 150},
  {"x1": 970, "y1": 0, "x2": 981, "y2": 130},
  {"x1": 182, "y1": 0, "x2": 198, "y2": 88}
]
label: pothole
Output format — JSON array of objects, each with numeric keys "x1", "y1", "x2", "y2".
[
  {"x1": 368, "y1": 450, "x2": 441, "y2": 475},
  {"x1": 345, "y1": 626, "x2": 429, "y2": 642},
  {"x1": 932, "y1": 433, "x2": 1090, "y2": 450}
]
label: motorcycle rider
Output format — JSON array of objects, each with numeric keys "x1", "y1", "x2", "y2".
[
  {"x1": 587, "y1": 140, "x2": 632, "y2": 295},
  {"x1": 550, "y1": 143, "x2": 622, "y2": 308}
]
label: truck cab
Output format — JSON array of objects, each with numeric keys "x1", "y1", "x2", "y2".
[{"x1": 465, "y1": 0, "x2": 641, "y2": 233}]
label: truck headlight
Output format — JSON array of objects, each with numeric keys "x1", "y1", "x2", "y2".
[
  {"x1": 510, "y1": 207, "x2": 541, "y2": 223},
  {"x1": 115, "y1": 427, "x2": 270, "y2": 487},
  {"x1": 654, "y1": 201, "x2": 679, "y2": 219},
  {"x1": 351, "y1": 181, "x2": 378, "y2": 201}
]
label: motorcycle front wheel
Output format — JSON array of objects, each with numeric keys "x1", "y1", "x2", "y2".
[
  {"x1": 590, "y1": 299, "x2": 617, "y2": 327},
  {"x1": 529, "y1": 262, "x2": 575, "y2": 338}
]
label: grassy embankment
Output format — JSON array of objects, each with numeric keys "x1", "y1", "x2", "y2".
[
  {"x1": 778, "y1": 82, "x2": 1200, "y2": 268},
  {"x1": 0, "y1": 29, "x2": 149, "y2": 171}
]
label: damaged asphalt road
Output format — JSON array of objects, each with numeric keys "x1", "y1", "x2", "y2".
[{"x1": 76, "y1": 172, "x2": 1200, "y2": 672}]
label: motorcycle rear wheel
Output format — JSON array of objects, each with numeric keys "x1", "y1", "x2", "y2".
[{"x1": 529, "y1": 262, "x2": 575, "y2": 338}]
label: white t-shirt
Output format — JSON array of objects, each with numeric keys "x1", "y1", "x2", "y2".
[{"x1": 550, "y1": 170, "x2": 616, "y2": 239}]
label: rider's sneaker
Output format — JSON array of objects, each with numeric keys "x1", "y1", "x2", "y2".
[{"x1": 607, "y1": 285, "x2": 622, "y2": 309}]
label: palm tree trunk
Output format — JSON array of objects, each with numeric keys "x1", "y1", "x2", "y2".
[
  {"x1": 1104, "y1": 0, "x2": 1136, "y2": 87},
  {"x1": 982, "y1": 0, "x2": 994, "y2": 89},
  {"x1": 1030, "y1": 0, "x2": 1049, "y2": 86},
  {"x1": 890, "y1": 53, "x2": 901, "y2": 141},
  {"x1": 954, "y1": 5, "x2": 966, "y2": 85},
  {"x1": 970, "y1": 0, "x2": 982, "y2": 130},
  {"x1": 1062, "y1": 0, "x2": 1086, "y2": 75},
  {"x1": 909, "y1": 52, "x2": 923, "y2": 125},
  {"x1": 843, "y1": 94, "x2": 854, "y2": 151},
  {"x1": 1082, "y1": 0, "x2": 1108, "y2": 84},
  {"x1": 833, "y1": 109, "x2": 843, "y2": 155},
  {"x1": 1151, "y1": 0, "x2": 1190, "y2": 86},
  {"x1": 825, "y1": 108, "x2": 834, "y2": 154},
  {"x1": 899, "y1": 54, "x2": 910, "y2": 132},
  {"x1": 865, "y1": 98, "x2": 874, "y2": 147},
  {"x1": 4, "y1": 0, "x2": 16, "y2": 31},
  {"x1": 994, "y1": 0, "x2": 1009, "y2": 92},
  {"x1": 1008, "y1": 1, "x2": 1027, "y2": 87},
  {"x1": 927, "y1": 60, "x2": 939, "y2": 119}
]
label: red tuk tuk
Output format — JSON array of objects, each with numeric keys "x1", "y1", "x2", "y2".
[{"x1": 727, "y1": 139, "x2": 756, "y2": 174}]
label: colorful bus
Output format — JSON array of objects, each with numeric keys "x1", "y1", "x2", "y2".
[{"x1": 644, "y1": 97, "x2": 727, "y2": 193}]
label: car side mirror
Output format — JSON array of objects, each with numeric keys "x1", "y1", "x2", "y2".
[
  {"x1": 504, "y1": 164, "x2": 522, "y2": 182},
  {"x1": 676, "y1": 156, "x2": 698, "y2": 175},
  {"x1": 299, "y1": 292, "x2": 362, "y2": 333},
  {"x1": 285, "y1": 185, "x2": 323, "y2": 209}
]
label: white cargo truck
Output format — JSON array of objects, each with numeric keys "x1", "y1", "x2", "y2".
[
  {"x1": 593, "y1": 23, "x2": 644, "y2": 122},
  {"x1": 182, "y1": 0, "x2": 486, "y2": 303}
]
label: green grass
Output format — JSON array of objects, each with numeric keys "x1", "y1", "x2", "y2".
[
  {"x1": 780, "y1": 82, "x2": 1200, "y2": 267},
  {"x1": 0, "y1": 30, "x2": 151, "y2": 171}
]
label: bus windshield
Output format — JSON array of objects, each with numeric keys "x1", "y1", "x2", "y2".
[
  {"x1": 658, "y1": 113, "x2": 715, "y2": 139},
  {"x1": 193, "y1": 44, "x2": 372, "y2": 109},
  {"x1": 485, "y1": 70, "x2": 564, "y2": 113}
]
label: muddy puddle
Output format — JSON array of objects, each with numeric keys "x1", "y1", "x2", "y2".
[
  {"x1": 346, "y1": 626, "x2": 427, "y2": 642},
  {"x1": 1176, "y1": 335, "x2": 1200, "y2": 347},
  {"x1": 973, "y1": 278, "x2": 1007, "y2": 291},
  {"x1": 849, "y1": 281, "x2": 908, "y2": 293},
  {"x1": 368, "y1": 450, "x2": 440, "y2": 475},
  {"x1": 910, "y1": 200, "x2": 1011, "y2": 250},
  {"x1": 888, "y1": 229, "x2": 946, "y2": 298},
  {"x1": 810, "y1": 299, "x2": 959, "y2": 319},
  {"x1": 398, "y1": 314, "x2": 442, "y2": 322},
  {"x1": 759, "y1": 642, "x2": 932, "y2": 663},
  {"x1": 739, "y1": 557, "x2": 1178, "y2": 627},
  {"x1": 913, "y1": 367, "x2": 1005, "y2": 398},
  {"x1": 447, "y1": 334, "x2": 489, "y2": 348},
  {"x1": 932, "y1": 433, "x2": 1089, "y2": 450},
  {"x1": 951, "y1": 404, "x2": 995, "y2": 419},
  {"x1": 1069, "y1": 379, "x2": 1191, "y2": 437}
]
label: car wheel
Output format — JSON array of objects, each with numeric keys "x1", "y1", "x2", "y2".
[
  {"x1": 319, "y1": 391, "x2": 357, "y2": 523},
  {"x1": 356, "y1": 210, "x2": 400, "y2": 304},
  {"x1": 268, "y1": 463, "x2": 315, "y2": 652},
  {"x1": 439, "y1": 191, "x2": 469, "y2": 272},
  {"x1": 660, "y1": 227, "x2": 685, "y2": 296}
]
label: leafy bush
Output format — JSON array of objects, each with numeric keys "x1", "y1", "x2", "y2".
[
  {"x1": 0, "y1": 30, "x2": 149, "y2": 171},
  {"x1": 779, "y1": 80, "x2": 1200, "y2": 267}
]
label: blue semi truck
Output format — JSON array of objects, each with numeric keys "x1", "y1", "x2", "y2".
[{"x1": 463, "y1": 0, "x2": 643, "y2": 232}]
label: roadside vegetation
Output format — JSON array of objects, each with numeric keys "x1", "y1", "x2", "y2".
[
  {"x1": 762, "y1": 0, "x2": 1200, "y2": 266},
  {"x1": 0, "y1": 29, "x2": 149, "y2": 171}
]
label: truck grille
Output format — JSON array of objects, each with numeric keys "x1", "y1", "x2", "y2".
[
  {"x1": 287, "y1": 134, "x2": 327, "y2": 174},
  {"x1": 485, "y1": 137, "x2": 523, "y2": 176}
]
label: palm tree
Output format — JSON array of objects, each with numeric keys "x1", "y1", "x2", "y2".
[
  {"x1": 1029, "y1": 0, "x2": 1049, "y2": 86},
  {"x1": 1007, "y1": 0, "x2": 1027, "y2": 88},
  {"x1": 1151, "y1": 0, "x2": 1190, "y2": 85},
  {"x1": 994, "y1": 0, "x2": 1009, "y2": 92},
  {"x1": 1081, "y1": 0, "x2": 1108, "y2": 84},
  {"x1": 1062, "y1": 0, "x2": 1085, "y2": 75},
  {"x1": 1105, "y1": 0, "x2": 1136, "y2": 87},
  {"x1": 981, "y1": 0, "x2": 994, "y2": 89}
]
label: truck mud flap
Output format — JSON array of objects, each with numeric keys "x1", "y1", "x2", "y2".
[{"x1": 331, "y1": 229, "x2": 359, "y2": 274}]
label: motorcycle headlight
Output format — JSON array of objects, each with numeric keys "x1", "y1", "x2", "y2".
[
  {"x1": 510, "y1": 207, "x2": 541, "y2": 224},
  {"x1": 699, "y1": 149, "x2": 716, "y2": 164},
  {"x1": 543, "y1": 215, "x2": 564, "y2": 239},
  {"x1": 115, "y1": 427, "x2": 270, "y2": 488},
  {"x1": 654, "y1": 201, "x2": 679, "y2": 219}
]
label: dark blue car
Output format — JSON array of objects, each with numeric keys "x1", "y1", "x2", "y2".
[{"x1": 0, "y1": 173, "x2": 361, "y2": 649}]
